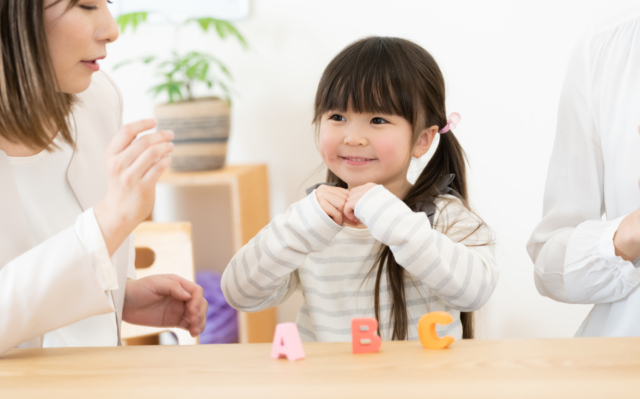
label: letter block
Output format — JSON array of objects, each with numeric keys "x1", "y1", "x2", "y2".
[
  {"x1": 271, "y1": 323, "x2": 305, "y2": 361},
  {"x1": 351, "y1": 318, "x2": 382, "y2": 354},
  {"x1": 418, "y1": 311, "x2": 455, "y2": 349}
]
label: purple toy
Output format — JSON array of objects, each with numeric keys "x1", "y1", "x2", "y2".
[{"x1": 195, "y1": 271, "x2": 238, "y2": 344}]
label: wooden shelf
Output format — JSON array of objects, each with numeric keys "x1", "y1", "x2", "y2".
[
  {"x1": 157, "y1": 164, "x2": 277, "y2": 344},
  {"x1": 159, "y1": 164, "x2": 265, "y2": 187}
]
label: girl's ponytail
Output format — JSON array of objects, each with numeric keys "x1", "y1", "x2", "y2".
[{"x1": 407, "y1": 131, "x2": 474, "y2": 339}]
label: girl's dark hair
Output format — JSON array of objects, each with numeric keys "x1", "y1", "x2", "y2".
[
  {"x1": 0, "y1": 0, "x2": 79, "y2": 151},
  {"x1": 313, "y1": 36, "x2": 478, "y2": 340}
]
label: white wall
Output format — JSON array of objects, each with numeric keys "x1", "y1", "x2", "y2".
[{"x1": 104, "y1": 0, "x2": 640, "y2": 339}]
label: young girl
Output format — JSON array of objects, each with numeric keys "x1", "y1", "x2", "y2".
[{"x1": 221, "y1": 37, "x2": 498, "y2": 341}]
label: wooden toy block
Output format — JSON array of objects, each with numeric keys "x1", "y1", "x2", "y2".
[
  {"x1": 270, "y1": 323, "x2": 305, "y2": 361},
  {"x1": 351, "y1": 318, "x2": 382, "y2": 354},
  {"x1": 418, "y1": 311, "x2": 455, "y2": 349}
]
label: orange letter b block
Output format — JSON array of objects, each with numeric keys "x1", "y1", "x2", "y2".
[
  {"x1": 418, "y1": 311, "x2": 455, "y2": 349},
  {"x1": 351, "y1": 318, "x2": 382, "y2": 354}
]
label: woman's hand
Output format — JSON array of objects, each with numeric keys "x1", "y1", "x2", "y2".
[
  {"x1": 122, "y1": 274, "x2": 208, "y2": 337},
  {"x1": 343, "y1": 183, "x2": 378, "y2": 224},
  {"x1": 614, "y1": 178, "x2": 640, "y2": 262},
  {"x1": 315, "y1": 185, "x2": 358, "y2": 226},
  {"x1": 94, "y1": 119, "x2": 173, "y2": 256}
]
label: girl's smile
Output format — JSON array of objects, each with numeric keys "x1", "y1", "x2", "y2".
[{"x1": 339, "y1": 155, "x2": 378, "y2": 166}]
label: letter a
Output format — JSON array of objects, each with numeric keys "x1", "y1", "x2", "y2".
[
  {"x1": 271, "y1": 323, "x2": 305, "y2": 361},
  {"x1": 418, "y1": 311, "x2": 455, "y2": 349},
  {"x1": 351, "y1": 318, "x2": 382, "y2": 354}
]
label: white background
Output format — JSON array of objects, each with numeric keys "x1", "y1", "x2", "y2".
[{"x1": 103, "y1": 0, "x2": 640, "y2": 339}]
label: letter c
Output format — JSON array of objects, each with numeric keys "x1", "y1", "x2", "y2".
[{"x1": 418, "y1": 311, "x2": 455, "y2": 349}]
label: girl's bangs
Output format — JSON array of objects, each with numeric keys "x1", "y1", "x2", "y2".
[{"x1": 315, "y1": 39, "x2": 416, "y2": 123}]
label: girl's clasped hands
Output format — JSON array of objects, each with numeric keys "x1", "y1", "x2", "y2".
[{"x1": 315, "y1": 183, "x2": 377, "y2": 227}]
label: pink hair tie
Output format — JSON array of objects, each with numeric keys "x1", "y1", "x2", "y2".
[{"x1": 438, "y1": 112, "x2": 461, "y2": 134}]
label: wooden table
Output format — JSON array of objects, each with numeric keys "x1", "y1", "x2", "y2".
[{"x1": 2, "y1": 338, "x2": 640, "y2": 398}]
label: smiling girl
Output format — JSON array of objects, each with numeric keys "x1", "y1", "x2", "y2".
[{"x1": 222, "y1": 37, "x2": 498, "y2": 341}]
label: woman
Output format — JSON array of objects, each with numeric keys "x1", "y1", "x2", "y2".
[
  {"x1": 528, "y1": 11, "x2": 640, "y2": 336},
  {"x1": 0, "y1": 0, "x2": 207, "y2": 354}
]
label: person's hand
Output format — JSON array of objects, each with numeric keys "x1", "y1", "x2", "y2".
[
  {"x1": 315, "y1": 185, "x2": 359, "y2": 226},
  {"x1": 122, "y1": 274, "x2": 208, "y2": 338},
  {"x1": 613, "y1": 177, "x2": 640, "y2": 261},
  {"x1": 344, "y1": 183, "x2": 378, "y2": 225},
  {"x1": 94, "y1": 119, "x2": 173, "y2": 256}
]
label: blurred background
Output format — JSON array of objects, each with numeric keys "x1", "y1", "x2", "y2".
[{"x1": 104, "y1": 0, "x2": 640, "y2": 340}]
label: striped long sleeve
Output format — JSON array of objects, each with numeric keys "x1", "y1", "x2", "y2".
[
  {"x1": 355, "y1": 185, "x2": 498, "y2": 312},
  {"x1": 221, "y1": 191, "x2": 342, "y2": 312}
]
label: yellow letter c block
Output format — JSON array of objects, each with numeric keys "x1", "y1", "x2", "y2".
[{"x1": 418, "y1": 311, "x2": 455, "y2": 349}]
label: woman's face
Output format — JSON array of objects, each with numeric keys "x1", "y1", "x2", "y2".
[{"x1": 44, "y1": 0, "x2": 119, "y2": 94}]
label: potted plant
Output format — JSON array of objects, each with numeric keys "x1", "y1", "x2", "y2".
[{"x1": 115, "y1": 13, "x2": 247, "y2": 171}]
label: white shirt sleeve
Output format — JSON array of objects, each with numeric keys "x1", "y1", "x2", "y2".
[
  {"x1": 526, "y1": 29, "x2": 640, "y2": 305},
  {"x1": 221, "y1": 191, "x2": 341, "y2": 312},
  {"x1": 355, "y1": 186, "x2": 498, "y2": 311},
  {"x1": 126, "y1": 234, "x2": 137, "y2": 281},
  {"x1": 0, "y1": 208, "x2": 117, "y2": 355}
]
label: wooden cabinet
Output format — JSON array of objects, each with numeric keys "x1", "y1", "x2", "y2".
[{"x1": 157, "y1": 164, "x2": 277, "y2": 343}]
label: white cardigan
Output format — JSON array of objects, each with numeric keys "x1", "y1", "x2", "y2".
[
  {"x1": 0, "y1": 71, "x2": 133, "y2": 355},
  {"x1": 527, "y1": 12, "x2": 640, "y2": 336}
]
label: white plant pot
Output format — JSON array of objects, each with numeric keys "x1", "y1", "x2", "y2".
[{"x1": 154, "y1": 97, "x2": 231, "y2": 171}]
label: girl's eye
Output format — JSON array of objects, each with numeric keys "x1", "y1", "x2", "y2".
[
  {"x1": 371, "y1": 117, "x2": 389, "y2": 124},
  {"x1": 329, "y1": 114, "x2": 346, "y2": 122}
]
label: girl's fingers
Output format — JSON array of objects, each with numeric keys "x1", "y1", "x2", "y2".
[
  {"x1": 344, "y1": 201, "x2": 357, "y2": 223},
  {"x1": 118, "y1": 130, "x2": 174, "y2": 171},
  {"x1": 126, "y1": 142, "x2": 174, "y2": 183},
  {"x1": 344, "y1": 197, "x2": 363, "y2": 225},
  {"x1": 322, "y1": 192, "x2": 348, "y2": 211},
  {"x1": 317, "y1": 186, "x2": 349, "y2": 199},
  {"x1": 106, "y1": 119, "x2": 157, "y2": 157},
  {"x1": 318, "y1": 197, "x2": 343, "y2": 225}
]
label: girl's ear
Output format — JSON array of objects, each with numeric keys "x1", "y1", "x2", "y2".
[{"x1": 412, "y1": 125, "x2": 439, "y2": 158}]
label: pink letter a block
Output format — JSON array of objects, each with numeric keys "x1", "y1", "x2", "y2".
[
  {"x1": 351, "y1": 318, "x2": 382, "y2": 354},
  {"x1": 271, "y1": 323, "x2": 305, "y2": 361}
]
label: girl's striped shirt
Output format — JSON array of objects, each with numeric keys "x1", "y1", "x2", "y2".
[{"x1": 221, "y1": 185, "x2": 498, "y2": 341}]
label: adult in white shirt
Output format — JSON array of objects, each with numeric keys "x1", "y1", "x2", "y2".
[
  {"x1": 528, "y1": 12, "x2": 640, "y2": 336},
  {"x1": 0, "y1": 0, "x2": 207, "y2": 355}
]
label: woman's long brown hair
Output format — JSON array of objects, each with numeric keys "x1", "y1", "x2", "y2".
[
  {"x1": 0, "y1": 0, "x2": 79, "y2": 151},
  {"x1": 313, "y1": 37, "x2": 480, "y2": 340}
]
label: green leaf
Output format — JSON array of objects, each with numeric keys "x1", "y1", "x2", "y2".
[
  {"x1": 198, "y1": 53, "x2": 233, "y2": 80},
  {"x1": 185, "y1": 59, "x2": 208, "y2": 80},
  {"x1": 185, "y1": 17, "x2": 248, "y2": 49},
  {"x1": 148, "y1": 81, "x2": 185, "y2": 103},
  {"x1": 116, "y1": 12, "x2": 149, "y2": 34},
  {"x1": 198, "y1": 62, "x2": 210, "y2": 81}
]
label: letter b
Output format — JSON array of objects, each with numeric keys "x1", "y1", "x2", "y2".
[{"x1": 351, "y1": 318, "x2": 382, "y2": 354}]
